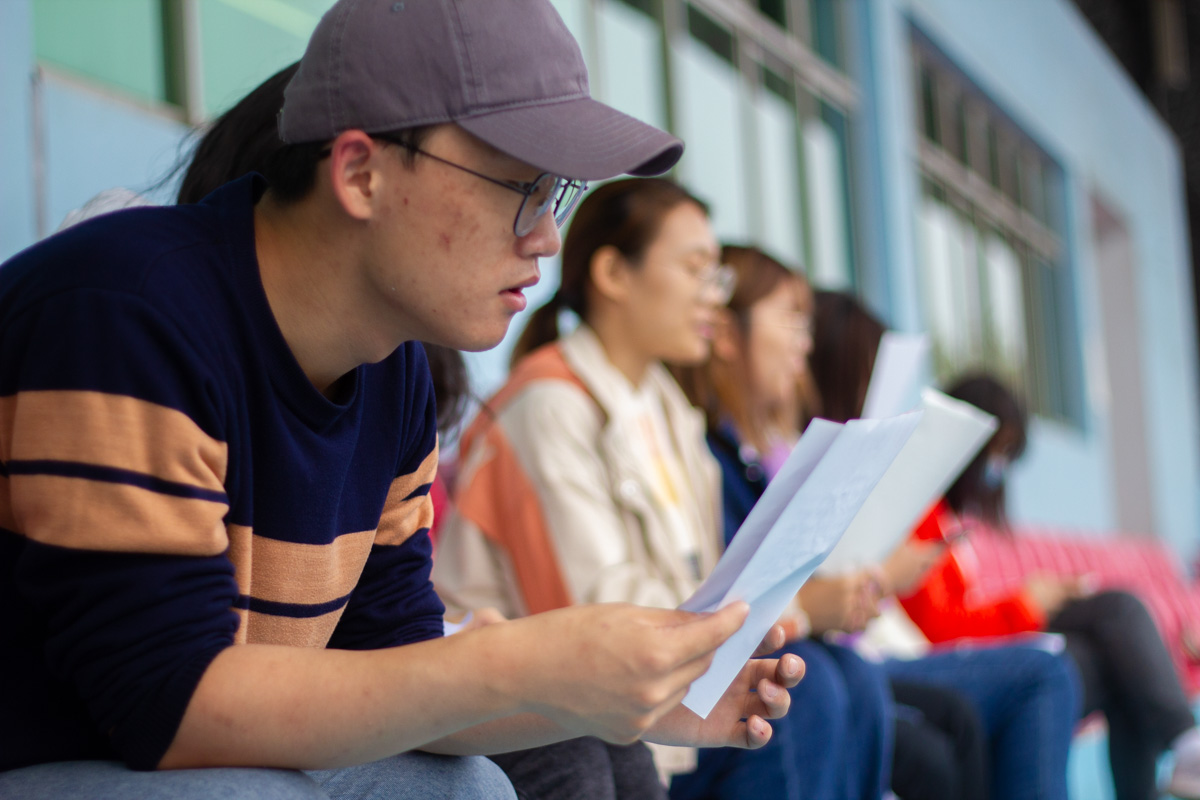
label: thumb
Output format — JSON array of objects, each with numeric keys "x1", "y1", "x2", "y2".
[{"x1": 669, "y1": 602, "x2": 750, "y2": 662}]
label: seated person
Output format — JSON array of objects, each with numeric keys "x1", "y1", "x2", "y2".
[
  {"x1": 686, "y1": 255, "x2": 1080, "y2": 800},
  {"x1": 0, "y1": 3, "x2": 799, "y2": 798},
  {"x1": 900, "y1": 373, "x2": 1200, "y2": 800},
  {"x1": 435, "y1": 179, "x2": 883, "y2": 800}
]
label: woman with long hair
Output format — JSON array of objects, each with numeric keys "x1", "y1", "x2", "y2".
[
  {"x1": 435, "y1": 180, "x2": 885, "y2": 800},
  {"x1": 902, "y1": 373, "x2": 1200, "y2": 800},
  {"x1": 798, "y1": 289, "x2": 1085, "y2": 800},
  {"x1": 677, "y1": 248, "x2": 992, "y2": 800}
]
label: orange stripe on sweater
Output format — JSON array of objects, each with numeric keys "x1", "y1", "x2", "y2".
[
  {"x1": 12, "y1": 473, "x2": 229, "y2": 555},
  {"x1": 377, "y1": 444, "x2": 438, "y2": 547},
  {"x1": 0, "y1": 390, "x2": 228, "y2": 490},
  {"x1": 227, "y1": 524, "x2": 376, "y2": 607}
]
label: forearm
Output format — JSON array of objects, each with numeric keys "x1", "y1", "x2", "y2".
[
  {"x1": 423, "y1": 713, "x2": 573, "y2": 756},
  {"x1": 161, "y1": 629, "x2": 532, "y2": 770}
]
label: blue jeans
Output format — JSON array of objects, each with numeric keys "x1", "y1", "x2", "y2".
[
  {"x1": 0, "y1": 751, "x2": 516, "y2": 800},
  {"x1": 670, "y1": 639, "x2": 892, "y2": 800},
  {"x1": 883, "y1": 645, "x2": 1080, "y2": 800}
]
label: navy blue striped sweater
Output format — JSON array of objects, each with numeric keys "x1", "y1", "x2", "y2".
[{"x1": 0, "y1": 176, "x2": 444, "y2": 771}]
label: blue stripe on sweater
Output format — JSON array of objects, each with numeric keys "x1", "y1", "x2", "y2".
[
  {"x1": 402, "y1": 482, "x2": 432, "y2": 502},
  {"x1": 5, "y1": 459, "x2": 228, "y2": 504},
  {"x1": 234, "y1": 592, "x2": 353, "y2": 618}
]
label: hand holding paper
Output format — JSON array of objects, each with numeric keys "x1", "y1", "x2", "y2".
[{"x1": 677, "y1": 412, "x2": 922, "y2": 718}]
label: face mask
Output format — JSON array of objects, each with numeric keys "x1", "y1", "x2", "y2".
[{"x1": 982, "y1": 454, "x2": 1009, "y2": 490}]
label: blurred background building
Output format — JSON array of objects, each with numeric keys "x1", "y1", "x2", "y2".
[{"x1": 1, "y1": 0, "x2": 1197, "y2": 565}]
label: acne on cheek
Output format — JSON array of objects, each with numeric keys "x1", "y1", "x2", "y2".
[{"x1": 439, "y1": 232, "x2": 452, "y2": 251}]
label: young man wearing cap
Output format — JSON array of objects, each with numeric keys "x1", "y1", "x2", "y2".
[{"x1": 0, "y1": 2, "x2": 801, "y2": 798}]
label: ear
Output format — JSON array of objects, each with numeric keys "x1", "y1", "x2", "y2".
[
  {"x1": 325, "y1": 130, "x2": 382, "y2": 221},
  {"x1": 711, "y1": 308, "x2": 741, "y2": 362},
  {"x1": 588, "y1": 245, "x2": 633, "y2": 304}
]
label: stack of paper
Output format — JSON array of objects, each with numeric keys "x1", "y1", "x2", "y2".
[
  {"x1": 819, "y1": 389, "x2": 997, "y2": 573},
  {"x1": 678, "y1": 412, "x2": 922, "y2": 718}
]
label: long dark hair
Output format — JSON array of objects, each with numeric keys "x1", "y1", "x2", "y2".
[
  {"x1": 676, "y1": 245, "x2": 807, "y2": 450},
  {"x1": 808, "y1": 290, "x2": 886, "y2": 423},
  {"x1": 944, "y1": 373, "x2": 1028, "y2": 529},
  {"x1": 175, "y1": 62, "x2": 466, "y2": 435},
  {"x1": 509, "y1": 178, "x2": 709, "y2": 368}
]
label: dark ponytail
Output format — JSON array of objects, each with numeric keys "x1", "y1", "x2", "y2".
[
  {"x1": 177, "y1": 62, "x2": 301, "y2": 204},
  {"x1": 509, "y1": 178, "x2": 709, "y2": 367}
]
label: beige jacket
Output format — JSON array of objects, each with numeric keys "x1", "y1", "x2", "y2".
[
  {"x1": 434, "y1": 326, "x2": 722, "y2": 619},
  {"x1": 433, "y1": 327, "x2": 723, "y2": 777}
]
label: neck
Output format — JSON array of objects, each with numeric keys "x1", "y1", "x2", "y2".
[
  {"x1": 254, "y1": 192, "x2": 382, "y2": 397},
  {"x1": 587, "y1": 314, "x2": 654, "y2": 387}
]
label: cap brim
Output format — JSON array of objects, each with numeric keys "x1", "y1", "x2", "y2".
[{"x1": 457, "y1": 97, "x2": 683, "y2": 181}]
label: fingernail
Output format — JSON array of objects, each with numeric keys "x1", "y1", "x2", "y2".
[{"x1": 762, "y1": 683, "x2": 777, "y2": 700}]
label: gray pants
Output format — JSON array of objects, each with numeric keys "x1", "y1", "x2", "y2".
[
  {"x1": 488, "y1": 737, "x2": 666, "y2": 800},
  {"x1": 0, "y1": 751, "x2": 516, "y2": 800},
  {"x1": 1052, "y1": 590, "x2": 1197, "y2": 800}
]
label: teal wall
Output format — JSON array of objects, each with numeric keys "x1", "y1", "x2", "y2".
[
  {"x1": 853, "y1": 0, "x2": 1200, "y2": 561},
  {"x1": 0, "y1": 0, "x2": 37, "y2": 259},
  {"x1": 2, "y1": 0, "x2": 1197, "y2": 563}
]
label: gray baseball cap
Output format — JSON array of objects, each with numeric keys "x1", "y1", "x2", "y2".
[{"x1": 279, "y1": 0, "x2": 684, "y2": 181}]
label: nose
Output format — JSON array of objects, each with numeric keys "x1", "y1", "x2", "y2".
[
  {"x1": 798, "y1": 332, "x2": 814, "y2": 358},
  {"x1": 517, "y1": 207, "x2": 562, "y2": 259}
]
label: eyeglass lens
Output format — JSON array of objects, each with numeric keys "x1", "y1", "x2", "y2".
[{"x1": 515, "y1": 175, "x2": 587, "y2": 236}]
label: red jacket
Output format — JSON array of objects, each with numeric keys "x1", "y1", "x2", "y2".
[{"x1": 899, "y1": 500, "x2": 1046, "y2": 642}]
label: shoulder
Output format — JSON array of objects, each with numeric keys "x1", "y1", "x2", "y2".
[
  {"x1": 7, "y1": 205, "x2": 214, "y2": 293},
  {"x1": 0, "y1": 179, "x2": 260, "y2": 333},
  {"x1": 500, "y1": 378, "x2": 602, "y2": 442}
]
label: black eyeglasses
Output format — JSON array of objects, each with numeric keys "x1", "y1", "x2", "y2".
[{"x1": 343, "y1": 134, "x2": 587, "y2": 237}]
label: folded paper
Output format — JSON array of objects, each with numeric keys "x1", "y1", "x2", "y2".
[
  {"x1": 678, "y1": 412, "x2": 922, "y2": 718},
  {"x1": 821, "y1": 389, "x2": 998, "y2": 573}
]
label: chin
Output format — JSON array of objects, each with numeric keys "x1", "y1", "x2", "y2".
[
  {"x1": 668, "y1": 340, "x2": 712, "y2": 367},
  {"x1": 425, "y1": 321, "x2": 512, "y2": 354},
  {"x1": 456, "y1": 331, "x2": 509, "y2": 353}
]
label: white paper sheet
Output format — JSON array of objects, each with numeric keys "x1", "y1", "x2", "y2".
[
  {"x1": 678, "y1": 413, "x2": 922, "y2": 718},
  {"x1": 861, "y1": 332, "x2": 929, "y2": 420},
  {"x1": 820, "y1": 389, "x2": 997, "y2": 573}
]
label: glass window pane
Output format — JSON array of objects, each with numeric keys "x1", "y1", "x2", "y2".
[
  {"x1": 982, "y1": 233, "x2": 1027, "y2": 384},
  {"x1": 917, "y1": 196, "x2": 985, "y2": 376},
  {"x1": 687, "y1": 4, "x2": 734, "y2": 62},
  {"x1": 920, "y1": 65, "x2": 940, "y2": 146},
  {"x1": 757, "y1": 0, "x2": 787, "y2": 28},
  {"x1": 754, "y1": 73, "x2": 804, "y2": 265},
  {"x1": 613, "y1": 0, "x2": 656, "y2": 16},
  {"x1": 33, "y1": 0, "x2": 168, "y2": 104},
  {"x1": 986, "y1": 121, "x2": 1000, "y2": 188},
  {"x1": 598, "y1": 0, "x2": 667, "y2": 131},
  {"x1": 803, "y1": 114, "x2": 850, "y2": 288},
  {"x1": 673, "y1": 16, "x2": 748, "y2": 240},
  {"x1": 810, "y1": 0, "x2": 843, "y2": 69},
  {"x1": 1022, "y1": 154, "x2": 1045, "y2": 222},
  {"x1": 550, "y1": 0, "x2": 589, "y2": 51},
  {"x1": 199, "y1": 0, "x2": 332, "y2": 117},
  {"x1": 951, "y1": 92, "x2": 968, "y2": 164}
]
